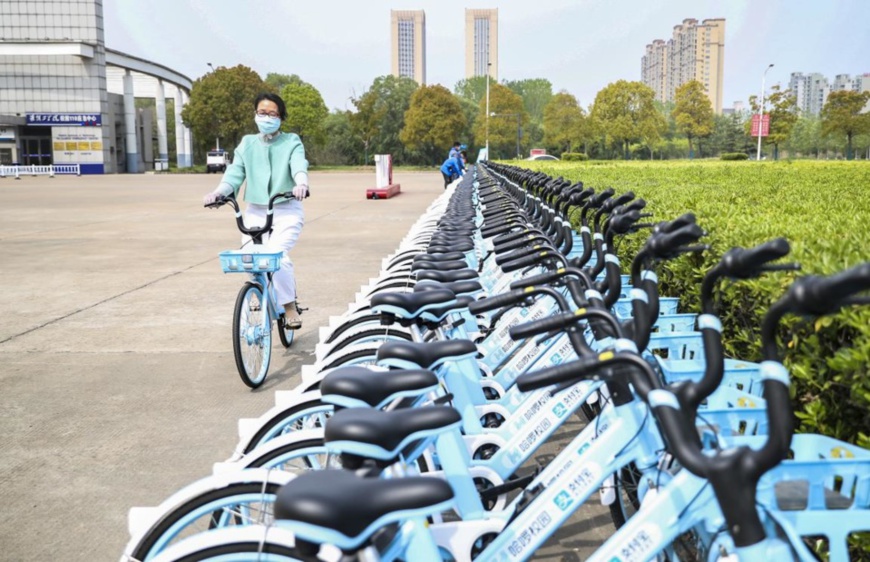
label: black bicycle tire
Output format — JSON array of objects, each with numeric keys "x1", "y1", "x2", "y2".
[
  {"x1": 325, "y1": 328, "x2": 412, "y2": 356},
  {"x1": 277, "y1": 315, "x2": 294, "y2": 348},
  {"x1": 242, "y1": 437, "x2": 330, "y2": 470},
  {"x1": 242, "y1": 398, "x2": 334, "y2": 454},
  {"x1": 321, "y1": 346, "x2": 380, "y2": 371},
  {"x1": 172, "y1": 540, "x2": 299, "y2": 562},
  {"x1": 130, "y1": 481, "x2": 283, "y2": 561},
  {"x1": 232, "y1": 282, "x2": 270, "y2": 389},
  {"x1": 608, "y1": 463, "x2": 643, "y2": 529},
  {"x1": 324, "y1": 313, "x2": 380, "y2": 344}
]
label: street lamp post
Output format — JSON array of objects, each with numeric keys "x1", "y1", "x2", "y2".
[
  {"x1": 485, "y1": 62, "x2": 491, "y2": 161},
  {"x1": 756, "y1": 63, "x2": 774, "y2": 161},
  {"x1": 207, "y1": 63, "x2": 219, "y2": 150}
]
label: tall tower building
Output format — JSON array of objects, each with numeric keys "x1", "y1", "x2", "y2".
[
  {"x1": 641, "y1": 18, "x2": 725, "y2": 113},
  {"x1": 390, "y1": 10, "x2": 426, "y2": 84},
  {"x1": 465, "y1": 9, "x2": 498, "y2": 80}
]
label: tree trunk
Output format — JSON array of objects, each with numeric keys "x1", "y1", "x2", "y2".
[
  {"x1": 623, "y1": 140, "x2": 630, "y2": 160},
  {"x1": 847, "y1": 133, "x2": 854, "y2": 160},
  {"x1": 688, "y1": 136, "x2": 694, "y2": 160}
]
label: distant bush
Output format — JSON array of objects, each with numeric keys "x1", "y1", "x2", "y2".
[
  {"x1": 720, "y1": 152, "x2": 749, "y2": 160},
  {"x1": 561, "y1": 153, "x2": 589, "y2": 161}
]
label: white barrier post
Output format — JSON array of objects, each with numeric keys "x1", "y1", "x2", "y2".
[
  {"x1": 15, "y1": 166, "x2": 20, "y2": 180},
  {"x1": 49, "y1": 165, "x2": 55, "y2": 178}
]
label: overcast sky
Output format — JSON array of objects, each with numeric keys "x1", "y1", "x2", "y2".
[{"x1": 103, "y1": 0, "x2": 870, "y2": 111}]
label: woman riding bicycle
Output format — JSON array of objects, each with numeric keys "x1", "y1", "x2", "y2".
[{"x1": 203, "y1": 92, "x2": 309, "y2": 330}]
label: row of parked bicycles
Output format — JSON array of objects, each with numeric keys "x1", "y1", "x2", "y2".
[{"x1": 121, "y1": 163, "x2": 870, "y2": 561}]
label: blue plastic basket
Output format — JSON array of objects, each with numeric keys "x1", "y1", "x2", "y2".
[
  {"x1": 652, "y1": 313, "x2": 697, "y2": 333},
  {"x1": 613, "y1": 297, "x2": 681, "y2": 318},
  {"x1": 219, "y1": 248, "x2": 283, "y2": 273},
  {"x1": 646, "y1": 331, "x2": 765, "y2": 396}
]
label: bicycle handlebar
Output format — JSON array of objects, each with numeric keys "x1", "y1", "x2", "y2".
[
  {"x1": 204, "y1": 192, "x2": 294, "y2": 238},
  {"x1": 719, "y1": 238, "x2": 792, "y2": 279}
]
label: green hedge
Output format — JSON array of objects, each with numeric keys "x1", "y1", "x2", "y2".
[
  {"x1": 561, "y1": 152, "x2": 589, "y2": 161},
  {"x1": 520, "y1": 160, "x2": 870, "y2": 448},
  {"x1": 720, "y1": 152, "x2": 749, "y2": 161}
]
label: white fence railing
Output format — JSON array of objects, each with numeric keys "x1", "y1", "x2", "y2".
[{"x1": 0, "y1": 164, "x2": 81, "y2": 178}]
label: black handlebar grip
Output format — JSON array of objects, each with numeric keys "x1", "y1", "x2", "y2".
[
  {"x1": 602, "y1": 191, "x2": 635, "y2": 213},
  {"x1": 648, "y1": 223, "x2": 704, "y2": 255},
  {"x1": 508, "y1": 269, "x2": 567, "y2": 290},
  {"x1": 619, "y1": 198, "x2": 647, "y2": 214},
  {"x1": 658, "y1": 213, "x2": 697, "y2": 233},
  {"x1": 516, "y1": 354, "x2": 604, "y2": 392},
  {"x1": 509, "y1": 310, "x2": 575, "y2": 340},
  {"x1": 570, "y1": 189, "x2": 595, "y2": 206},
  {"x1": 467, "y1": 288, "x2": 528, "y2": 314},
  {"x1": 501, "y1": 251, "x2": 550, "y2": 273},
  {"x1": 609, "y1": 210, "x2": 643, "y2": 234},
  {"x1": 722, "y1": 238, "x2": 791, "y2": 277},
  {"x1": 589, "y1": 188, "x2": 615, "y2": 207},
  {"x1": 799, "y1": 262, "x2": 870, "y2": 314}
]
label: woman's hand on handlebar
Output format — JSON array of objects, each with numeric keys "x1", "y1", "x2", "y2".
[
  {"x1": 292, "y1": 184, "x2": 309, "y2": 201},
  {"x1": 203, "y1": 191, "x2": 225, "y2": 207}
]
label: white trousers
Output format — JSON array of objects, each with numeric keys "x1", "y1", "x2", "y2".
[{"x1": 241, "y1": 201, "x2": 305, "y2": 306}]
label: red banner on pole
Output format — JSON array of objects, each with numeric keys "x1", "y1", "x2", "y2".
[{"x1": 751, "y1": 114, "x2": 770, "y2": 137}]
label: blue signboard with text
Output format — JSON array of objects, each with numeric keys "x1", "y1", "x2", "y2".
[{"x1": 26, "y1": 113, "x2": 102, "y2": 127}]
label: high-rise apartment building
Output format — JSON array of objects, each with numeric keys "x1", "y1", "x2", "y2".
[
  {"x1": 789, "y1": 72, "x2": 870, "y2": 115},
  {"x1": 641, "y1": 18, "x2": 725, "y2": 113},
  {"x1": 465, "y1": 9, "x2": 498, "y2": 80},
  {"x1": 390, "y1": 10, "x2": 426, "y2": 84},
  {"x1": 641, "y1": 40, "x2": 668, "y2": 102},
  {"x1": 789, "y1": 72, "x2": 829, "y2": 116}
]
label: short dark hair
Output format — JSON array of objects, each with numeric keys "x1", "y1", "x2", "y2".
[
  {"x1": 254, "y1": 92, "x2": 287, "y2": 120},
  {"x1": 460, "y1": 151, "x2": 467, "y2": 158},
  {"x1": 453, "y1": 141, "x2": 461, "y2": 147}
]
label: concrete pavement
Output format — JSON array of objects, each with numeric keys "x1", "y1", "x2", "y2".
[{"x1": 0, "y1": 171, "x2": 611, "y2": 560}]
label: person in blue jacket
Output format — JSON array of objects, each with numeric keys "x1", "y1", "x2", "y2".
[
  {"x1": 448, "y1": 141, "x2": 461, "y2": 160},
  {"x1": 440, "y1": 151, "x2": 465, "y2": 189}
]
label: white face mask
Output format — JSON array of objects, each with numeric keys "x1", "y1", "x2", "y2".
[{"x1": 255, "y1": 114, "x2": 281, "y2": 134}]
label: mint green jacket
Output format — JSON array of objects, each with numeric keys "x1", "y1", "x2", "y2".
[{"x1": 220, "y1": 133, "x2": 309, "y2": 205}]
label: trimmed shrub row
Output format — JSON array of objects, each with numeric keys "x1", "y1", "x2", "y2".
[
  {"x1": 521, "y1": 160, "x2": 870, "y2": 448},
  {"x1": 720, "y1": 152, "x2": 749, "y2": 160},
  {"x1": 561, "y1": 152, "x2": 589, "y2": 161}
]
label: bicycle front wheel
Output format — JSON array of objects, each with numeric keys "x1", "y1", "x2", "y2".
[
  {"x1": 276, "y1": 315, "x2": 294, "y2": 349},
  {"x1": 233, "y1": 282, "x2": 272, "y2": 388}
]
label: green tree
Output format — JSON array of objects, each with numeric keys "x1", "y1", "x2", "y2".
[
  {"x1": 504, "y1": 78, "x2": 553, "y2": 126},
  {"x1": 454, "y1": 76, "x2": 489, "y2": 106},
  {"x1": 280, "y1": 80, "x2": 328, "y2": 147},
  {"x1": 472, "y1": 83, "x2": 527, "y2": 159},
  {"x1": 591, "y1": 80, "x2": 664, "y2": 159},
  {"x1": 672, "y1": 80, "x2": 714, "y2": 158},
  {"x1": 748, "y1": 85, "x2": 798, "y2": 160},
  {"x1": 710, "y1": 112, "x2": 752, "y2": 156},
  {"x1": 350, "y1": 75, "x2": 418, "y2": 163},
  {"x1": 264, "y1": 73, "x2": 304, "y2": 92},
  {"x1": 181, "y1": 65, "x2": 272, "y2": 154},
  {"x1": 820, "y1": 90, "x2": 870, "y2": 160},
  {"x1": 542, "y1": 91, "x2": 584, "y2": 154},
  {"x1": 785, "y1": 116, "x2": 822, "y2": 158},
  {"x1": 456, "y1": 96, "x2": 478, "y2": 152},
  {"x1": 306, "y1": 110, "x2": 363, "y2": 165},
  {"x1": 400, "y1": 85, "x2": 466, "y2": 165}
]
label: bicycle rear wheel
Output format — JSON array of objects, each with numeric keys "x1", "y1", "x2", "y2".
[
  {"x1": 233, "y1": 282, "x2": 271, "y2": 388},
  {"x1": 128, "y1": 480, "x2": 283, "y2": 561}
]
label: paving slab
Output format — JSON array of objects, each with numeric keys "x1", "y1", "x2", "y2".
[{"x1": 0, "y1": 171, "x2": 611, "y2": 561}]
